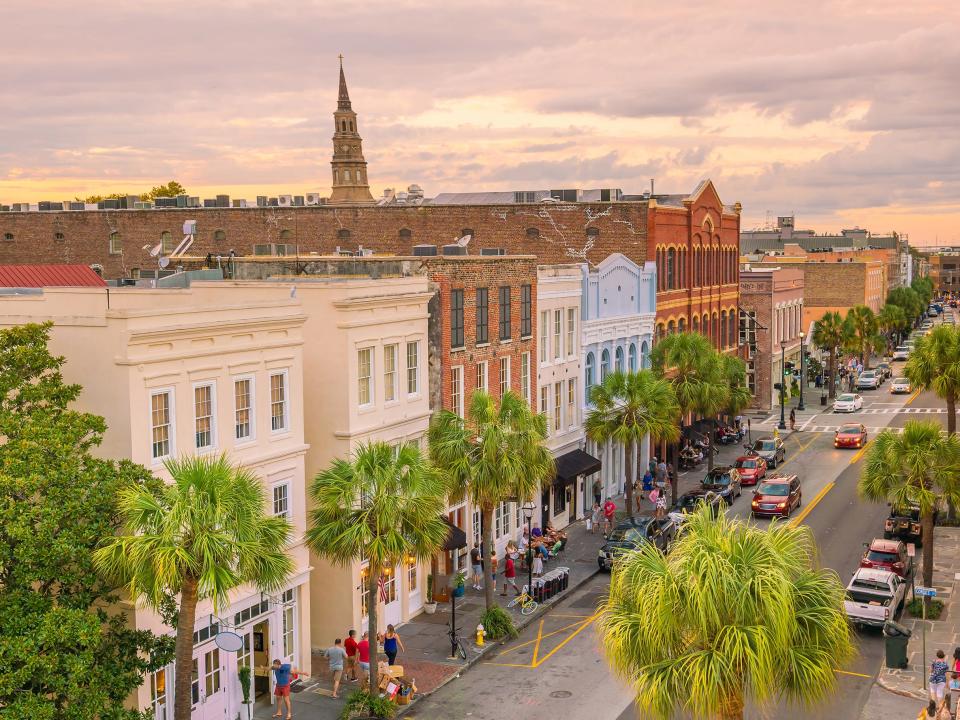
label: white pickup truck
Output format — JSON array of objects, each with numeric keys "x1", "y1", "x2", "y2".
[{"x1": 844, "y1": 568, "x2": 908, "y2": 628}]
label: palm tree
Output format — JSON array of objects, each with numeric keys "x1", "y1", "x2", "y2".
[
  {"x1": 429, "y1": 390, "x2": 554, "y2": 610},
  {"x1": 95, "y1": 455, "x2": 293, "y2": 720},
  {"x1": 845, "y1": 305, "x2": 878, "y2": 369},
  {"x1": 906, "y1": 325, "x2": 960, "y2": 435},
  {"x1": 719, "y1": 354, "x2": 753, "y2": 420},
  {"x1": 859, "y1": 420, "x2": 960, "y2": 592},
  {"x1": 585, "y1": 370, "x2": 680, "y2": 520},
  {"x1": 878, "y1": 304, "x2": 907, "y2": 349},
  {"x1": 306, "y1": 442, "x2": 449, "y2": 690},
  {"x1": 811, "y1": 311, "x2": 850, "y2": 399},
  {"x1": 599, "y1": 506, "x2": 853, "y2": 720}
]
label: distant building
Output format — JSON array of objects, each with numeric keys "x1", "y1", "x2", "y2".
[{"x1": 925, "y1": 250, "x2": 960, "y2": 293}]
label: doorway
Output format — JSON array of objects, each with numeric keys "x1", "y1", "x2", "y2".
[
  {"x1": 250, "y1": 620, "x2": 271, "y2": 700},
  {"x1": 190, "y1": 645, "x2": 226, "y2": 720},
  {"x1": 382, "y1": 568, "x2": 401, "y2": 627},
  {"x1": 566, "y1": 485, "x2": 576, "y2": 525}
]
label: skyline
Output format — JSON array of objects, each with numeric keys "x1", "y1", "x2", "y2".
[{"x1": 2, "y1": 0, "x2": 958, "y2": 245}]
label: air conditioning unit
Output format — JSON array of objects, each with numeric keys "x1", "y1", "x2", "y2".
[
  {"x1": 278, "y1": 195, "x2": 292, "y2": 207},
  {"x1": 305, "y1": 193, "x2": 321, "y2": 206}
]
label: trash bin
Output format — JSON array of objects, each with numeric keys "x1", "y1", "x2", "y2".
[{"x1": 883, "y1": 620, "x2": 912, "y2": 669}]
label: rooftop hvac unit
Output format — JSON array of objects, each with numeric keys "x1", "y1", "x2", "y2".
[
  {"x1": 268, "y1": 197, "x2": 279, "y2": 207},
  {"x1": 412, "y1": 244, "x2": 438, "y2": 256},
  {"x1": 38, "y1": 201, "x2": 52, "y2": 211},
  {"x1": 256, "y1": 196, "x2": 268, "y2": 207},
  {"x1": 216, "y1": 194, "x2": 230, "y2": 208},
  {"x1": 100, "y1": 199, "x2": 120, "y2": 210},
  {"x1": 203, "y1": 199, "x2": 217, "y2": 208},
  {"x1": 278, "y1": 195, "x2": 292, "y2": 207},
  {"x1": 253, "y1": 244, "x2": 271, "y2": 255},
  {"x1": 68, "y1": 202, "x2": 85, "y2": 211},
  {"x1": 84, "y1": 203, "x2": 98, "y2": 211},
  {"x1": 176, "y1": 195, "x2": 189, "y2": 208},
  {"x1": 442, "y1": 244, "x2": 467, "y2": 256},
  {"x1": 293, "y1": 196, "x2": 304, "y2": 206},
  {"x1": 480, "y1": 248, "x2": 506, "y2": 256},
  {"x1": 305, "y1": 193, "x2": 321, "y2": 206}
]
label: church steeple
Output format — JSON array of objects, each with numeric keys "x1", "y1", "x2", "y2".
[{"x1": 329, "y1": 55, "x2": 374, "y2": 205}]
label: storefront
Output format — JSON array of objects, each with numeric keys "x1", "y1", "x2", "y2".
[{"x1": 543, "y1": 449, "x2": 601, "y2": 530}]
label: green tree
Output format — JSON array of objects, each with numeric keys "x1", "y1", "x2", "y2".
[
  {"x1": 877, "y1": 304, "x2": 907, "y2": 348},
  {"x1": 905, "y1": 325, "x2": 960, "y2": 435},
  {"x1": 811, "y1": 311, "x2": 851, "y2": 399},
  {"x1": 429, "y1": 390, "x2": 554, "y2": 611},
  {"x1": 719, "y1": 354, "x2": 753, "y2": 418},
  {"x1": 859, "y1": 420, "x2": 960, "y2": 593},
  {"x1": 95, "y1": 455, "x2": 293, "y2": 720},
  {"x1": 0, "y1": 323, "x2": 173, "y2": 720},
  {"x1": 844, "y1": 305, "x2": 878, "y2": 369},
  {"x1": 147, "y1": 180, "x2": 187, "y2": 199},
  {"x1": 886, "y1": 286, "x2": 923, "y2": 327},
  {"x1": 306, "y1": 442, "x2": 449, "y2": 690},
  {"x1": 584, "y1": 370, "x2": 680, "y2": 520},
  {"x1": 912, "y1": 277, "x2": 934, "y2": 310},
  {"x1": 599, "y1": 506, "x2": 853, "y2": 720}
]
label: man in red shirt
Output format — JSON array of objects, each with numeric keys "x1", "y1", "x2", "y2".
[
  {"x1": 500, "y1": 553, "x2": 520, "y2": 596},
  {"x1": 344, "y1": 629, "x2": 359, "y2": 681},
  {"x1": 356, "y1": 631, "x2": 371, "y2": 677},
  {"x1": 603, "y1": 498, "x2": 617, "y2": 535}
]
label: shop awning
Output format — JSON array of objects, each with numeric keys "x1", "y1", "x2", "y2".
[
  {"x1": 553, "y1": 449, "x2": 602, "y2": 486},
  {"x1": 441, "y1": 516, "x2": 467, "y2": 551}
]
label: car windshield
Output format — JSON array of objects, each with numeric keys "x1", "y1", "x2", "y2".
[
  {"x1": 861, "y1": 371, "x2": 875, "y2": 378},
  {"x1": 704, "y1": 472, "x2": 731, "y2": 486},
  {"x1": 894, "y1": 377, "x2": 908, "y2": 383},
  {"x1": 837, "y1": 394, "x2": 855, "y2": 402},
  {"x1": 754, "y1": 440, "x2": 776, "y2": 451},
  {"x1": 839, "y1": 427, "x2": 862, "y2": 435},
  {"x1": 677, "y1": 495, "x2": 705, "y2": 509},
  {"x1": 892, "y1": 506, "x2": 921, "y2": 520},
  {"x1": 608, "y1": 527, "x2": 643, "y2": 543},
  {"x1": 895, "y1": 346, "x2": 908, "y2": 351},
  {"x1": 756, "y1": 482, "x2": 790, "y2": 496},
  {"x1": 867, "y1": 550, "x2": 899, "y2": 563},
  {"x1": 736, "y1": 459, "x2": 757, "y2": 469}
]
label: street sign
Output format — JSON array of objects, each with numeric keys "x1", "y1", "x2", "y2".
[
  {"x1": 916, "y1": 586, "x2": 937, "y2": 598},
  {"x1": 907, "y1": 543, "x2": 916, "y2": 558}
]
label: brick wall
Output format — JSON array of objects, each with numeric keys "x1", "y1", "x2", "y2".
[{"x1": 802, "y1": 262, "x2": 867, "y2": 330}]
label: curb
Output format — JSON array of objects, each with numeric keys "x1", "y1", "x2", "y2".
[
  {"x1": 397, "y1": 562, "x2": 602, "y2": 714},
  {"x1": 875, "y1": 675, "x2": 928, "y2": 701}
]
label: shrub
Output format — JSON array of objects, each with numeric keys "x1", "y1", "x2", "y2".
[
  {"x1": 481, "y1": 605, "x2": 518, "y2": 640},
  {"x1": 339, "y1": 689, "x2": 397, "y2": 720},
  {"x1": 906, "y1": 597, "x2": 944, "y2": 620}
]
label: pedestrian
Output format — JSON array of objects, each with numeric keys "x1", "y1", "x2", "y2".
[
  {"x1": 656, "y1": 459, "x2": 667, "y2": 493},
  {"x1": 590, "y1": 502, "x2": 601, "y2": 534},
  {"x1": 602, "y1": 497, "x2": 616, "y2": 536},
  {"x1": 634, "y1": 476, "x2": 643, "y2": 512},
  {"x1": 326, "y1": 638, "x2": 347, "y2": 699},
  {"x1": 357, "y1": 631, "x2": 371, "y2": 679},
  {"x1": 344, "y1": 629, "x2": 359, "y2": 682},
  {"x1": 470, "y1": 544, "x2": 483, "y2": 591},
  {"x1": 648, "y1": 486, "x2": 660, "y2": 510},
  {"x1": 655, "y1": 491, "x2": 668, "y2": 520},
  {"x1": 501, "y1": 552, "x2": 520, "y2": 596},
  {"x1": 642, "y1": 469, "x2": 654, "y2": 492},
  {"x1": 789, "y1": 408, "x2": 796, "y2": 431},
  {"x1": 532, "y1": 549, "x2": 544, "y2": 577},
  {"x1": 490, "y1": 549, "x2": 499, "y2": 593},
  {"x1": 648, "y1": 456, "x2": 657, "y2": 477},
  {"x1": 949, "y1": 647, "x2": 960, "y2": 706},
  {"x1": 931, "y1": 649, "x2": 949, "y2": 705},
  {"x1": 593, "y1": 477, "x2": 602, "y2": 506},
  {"x1": 271, "y1": 658, "x2": 298, "y2": 719},
  {"x1": 383, "y1": 624, "x2": 404, "y2": 666}
]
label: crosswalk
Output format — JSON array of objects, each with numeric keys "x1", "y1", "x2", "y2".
[{"x1": 760, "y1": 407, "x2": 946, "y2": 425}]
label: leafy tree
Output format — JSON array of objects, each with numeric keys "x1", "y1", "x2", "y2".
[
  {"x1": 95, "y1": 455, "x2": 293, "y2": 720},
  {"x1": 147, "y1": 181, "x2": 187, "y2": 199},
  {"x1": 719, "y1": 354, "x2": 753, "y2": 419},
  {"x1": 877, "y1": 304, "x2": 907, "y2": 348},
  {"x1": 844, "y1": 305, "x2": 877, "y2": 369},
  {"x1": 429, "y1": 391, "x2": 553, "y2": 611},
  {"x1": 585, "y1": 370, "x2": 680, "y2": 520},
  {"x1": 886, "y1": 286, "x2": 922, "y2": 326},
  {"x1": 860, "y1": 421, "x2": 960, "y2": 593},
  {"x1": 599, "y1": 506, "x2": 853, "y2": 720},
  {"x1": 307, "y1": 442, "x2": 449, "y2": 691},
  {"x1": 912, "y1": 277, "x2": 934, "y2": 310},
  {"x1": 811, "y1": 311, "x2": 851, "y2": 399},
  {"x1": 0, "y1": 322, "x2": 173, "y2": 720},
  {"x1": 906, "y1": 325, "x2": 960, "y2": 435}
]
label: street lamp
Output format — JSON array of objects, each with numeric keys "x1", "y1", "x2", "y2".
[
  {"x1": 522, "y1": 502, "x2": 536, "y2": 597},
  {"x1": 778, "y1": 340, "x2": 787, "y2": 430},
  {"x1": 798, "y1": 331, "x2": 806, "y2": 411}
]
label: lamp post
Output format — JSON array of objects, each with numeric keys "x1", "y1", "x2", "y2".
[
  {"x1": 522, "y1": 502, "x2": 536, "y2": 597},
  {"x1": 797, "y1": 331, "x2": 806, "y2": 411},
  {"x1": 778, "y1": 340, "x2": 787, "y2": 430}
]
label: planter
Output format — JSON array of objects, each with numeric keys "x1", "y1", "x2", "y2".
[
  {"x1": 453, "y1": 585, "x2": 465, "y2": 598},
  {"x1": 423, "y1": 602, "x2": 437, "y2": 615}
]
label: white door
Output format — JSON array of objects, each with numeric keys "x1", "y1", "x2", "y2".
[
  {"x1": 383, "y1": 569, "x2": 401, "y2": 627},
  {"x1": 191, "y1": 646, "x2": 227, "y2": 720}
]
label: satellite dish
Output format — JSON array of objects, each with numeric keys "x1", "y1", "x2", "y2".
[
  {"x1": 214, "y1": 631, "x2": 244, "y2": 653},
  {"x1": 158, "y1": 257, "x2": 170, "y2": 269}
]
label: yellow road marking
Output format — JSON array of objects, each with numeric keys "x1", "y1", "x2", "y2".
[
  {"x1": 835, "y1": 669, "x2": 872, "y2": 679},
  {"x1": 789, "y1": 480, "x2": 835, "y2": 527},
  {"x1": 531, "y1": 619, "x2": 544, "y2": 665},
  {"x1": 532, "y1": 612, "x2": 601, "y2": 668},
  {"x1": 776, "y1": 434, "x2": 820, "y2": 470},
  {"x1": 849, "y1": 440, "x2": 871, "y2": 464},
  {"x1": 483, "y1": 661, "x2": 538, "y2": 668},
  {"x1": 485, "y1": 612, "x2": 601, "y2": 669},
  {"x1": 492, "y1": 618, "x2": 591, "y2": 658},
  {"x1": 906, "y1": 388, "x2": 922, "y2": 406},
  {"x1": 549, "y1": 613, "x2": 595, "y2": 618}
]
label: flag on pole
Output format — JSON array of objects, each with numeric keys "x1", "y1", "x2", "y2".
[{"x1": 378, "y1": 575, "x2": 388, "y2": 603}]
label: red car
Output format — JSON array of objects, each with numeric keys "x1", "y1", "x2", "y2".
[
  {"x1": 834, "y1": 423, "x2": 867, "y2": 449},
  {"x1": 734, "y1": 455, "x2": 767, "y2": 486},
  {"x1": 751, "y1": 474, "x2": 801, "y2": 518},
  {"x1": 860, "y1": 538, "x2": 913, "y2": 579}
]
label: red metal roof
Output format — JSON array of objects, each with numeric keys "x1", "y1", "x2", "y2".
[{"x1": 0, "y1": 264, "x2": 106, "y2": 288}]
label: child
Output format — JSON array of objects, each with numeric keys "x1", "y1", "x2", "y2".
[
  {"x1": 532, "y1": 551, "x2": 544, "y2": 577},
  {"x1": 590, "y1": 502, "x2": 601, "y2": 535}
]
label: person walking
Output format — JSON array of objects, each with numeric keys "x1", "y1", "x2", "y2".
[
  {"x1": 271, "y1": 658, "x2": 298, "y2": 719},
  {"x1": 500, "y1": 552, "x2": 520, "y2": 596},
  {"x1": 655, "y1": 459, "x2": 667, "y2": 497},
  {"x1": 593, "y1": 477, "x2": 602, "y2": 506},
  {"x1": 602, "y1": 497, "x2": 616, "y2": 536},
  {"x1": 531, "y1": 547, "x2": 544, "y2": 577},
  {"x1": 343, "y1": 629, "x2": 359, "y2": 682},
  {"x1": 789, "y1": 408, "x2": 796, "y2": 431},
  {"x1": 356, "y1": 631, "x2": 371, "y2": 679},
  {"x1": 490, "y1": 549, "x2": 499, "y2": 593},
  {"x1": 326, "y1": 638, "x2": 347, "y2": 699},
  {"x1": 383, "y1": 624, "x2": 404, "y2": 666},
  {"x1": 648, "y1": 456, "x2": 657, "y2": 477},
  {"x1": 931, "y1": 650, "x2": 949, "y2": 706},
  {"x1": 590, "y1": 502, "x2": 601, "y2": 535},
  {"x1": 470, "y1": 544, "x2": 483, "y2": 591}
]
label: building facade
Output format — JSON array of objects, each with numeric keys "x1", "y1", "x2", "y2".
[
  {"x1": 927, "y1": 251, "x2": 960, "y2": 294},
  {"x1": 799, "y1": 260, "x2": 885, "y2": 332}
]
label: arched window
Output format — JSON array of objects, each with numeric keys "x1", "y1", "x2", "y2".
[
  {"x1": 678, "y1": 317, "x2": 686, "y2": 333},
  {"x1": 54, "y1": 232, "x2": 65, "y2": 241},
  {"x1": 109, "y1": 231, "x2": 121, "y2": 254},
  {"x1": 728, "y1": 310, "x2": 737, "y2": 348},
  {"x1": 213, "y1": 229, "x2": 226, "y2": 242},
  {"x1": 337, "y1": 229, "x2": 351, "y2": 240},
  {"x1": 586, "y1": 227, "x2": 600, "y2": 240},
  {"x1": 640, "y1": 341, "x2": 650, "y2": 369},
  {"x1": 692, "y1": 315, "x2": 700, "y2": 334},
  {"x1": 349, "y1": 120, "x2": 354, "y2": 132},
  {"x1": 341, "y1": 120, "x2": 347, "y2": 132},
  {"x1": 666, "y1": 248, "x2": 676, "y2": 290},
  {"x1": 279, "y1": 229, "x2": 293, "y2": 241},
  {"x1": 667, "y1": 320, "x2": 676, "y2": 335},
  {"x1": 656, "y1": 323, "x2": 666, "y2": 341},
  {"x1": 585, "y1": 352, "x2": 595, "y2": 402},
  {"x1": 702, "y1": 313, "x2": 710, "y2": 339},
  {"x1": 526, "y1": 227, "x2": 539, "y2": 239},
  {"x1": 399, "y1": 228, "x2": 412, "y2": 241},
  {"x1": 720, "y1": 310, "x2": 728, "y2": 347},
  {"x1": 160, "y1": 231, "x2": 173, "y2": 254},
  {"x1": 712, "y1": 313, "x2": 720, "y2": 345},
  {"x1": 628, "y1": 343, "x2": 637, "y2": 372},
  {"x1": 679, "y1": 248, "x2": 686, "y2": 288},
  {"x1": 615, "y1": 346, "x2": 624, "y2": 372},
  {"x1": 3, "y1": 233, "x2": 13, "y2": 242},
  {"x1": 601, "y1": 349, "x2": 610, "y2": 381},
  {"x1": 344, "y1": 169, "x2": 351, "y2": 183}
]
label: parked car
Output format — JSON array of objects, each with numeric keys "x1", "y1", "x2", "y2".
[
  {"x1": 750, "y1": 474, "x2": 802, "y2": 518},
  {"x1": 856, "y1": 371, "x2": 880, "y2": 390},
  {"x1": 833, "y1": 393, "x2": 863, "y2": 413},
  {"x1": 834, "y1": 423, "x2": 868, "y2": 449},
  {"x1": 598, "y1": 516, "x2": 677, "y2": 570},
  {"x1": 669, "y1": 489, "x2": 724, "y2": 526},
  {"x1": 892, "y1": 346, "x2": 910, "y2": 361},
  {"x1": 844, "y1": 568, "x2": 907, "y2": 629},
  {"x1": 860, "y1": 538, "x2": 914, "y2": 580},
  {"x1": 875, "y1": 362, "x2": 892, "y2": 380},
  {"x1": 883, "y1": 504, "x2": 932, "y2": 546},
  {"x1": 701, "y1": 466, "x2": 742, "y2": 504},
  {"x1": 745, "y1": 437, "x2": 786, "y2": 468},
  {"x1": 733, "y1": 455, "x2": 767, "y2": 486},
  {"x1": 890, "y1": 377, "x2": 912, "y2": 394}
]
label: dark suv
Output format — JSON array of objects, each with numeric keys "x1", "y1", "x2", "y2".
[
  {"x1": 701, "y1": 466, "x2": 742, "y2": 504},
  {"x1": 883, "y1": 505, "x2": 934, "y2": 546},
  {"x1": 598, "y1": 516, "x2": 677, "y2": 571}
]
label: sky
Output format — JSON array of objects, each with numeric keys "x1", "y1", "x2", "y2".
[{"x1": 1, "y1": 0, "x2": 958, "y2": 245}]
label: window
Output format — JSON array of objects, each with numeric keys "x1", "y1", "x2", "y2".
[
  {"x1": 540, "y1": 311, "x2": 549, "y2": 363},
  {"x1": 194, "y1": 383, "x2": 215, "y2": 450},
  {"x1": 526, "y1": 227, "x2": 539, "y2": 238},
  {"x1": 406, "y1": 341, "x2": 419, "y2": 395},
  {"x1": 282, "y1": 602, "x2": 295, "y2": 658},
  {"x1": 451, "y1": 366, "x2": 464, "y2": 416},
  {"x1": 273, "y1": 483, "x2": 290, "y2": 519},
  {"x1": 498, "y1": 286, "x2": 511, "y2": 340},
  {"x1": 553, "y1": 484, "x2": 567, "y2": 514},
  {"x1": 476, "y1": 361, "x2": 488, "y2": 393},
  {"x1": 109, "y1": 231, "x2": 121, "y2": 254},
  {"x1": 150, "y1": 390, "x2": 173, "y2": 460},
  {"x1": 615, "y1": 346, "x2": 624, "y2": 373},
  {"x1": 161, "y1": 231, "x2": 174, "y2": 254},
  {"x1": 150, "y1": 669, "x2": 167, "y2": 715},
  {"x1": 476, "y1": 288, "x2": 489, "y2": 344},
  {"x1": 601, "y1": 349, "x2": 610, "y2": 380},
  {"x1": 270, "y1": 371, "x2": 288, "y2": 432},
  {"x1": 214, "y1": 229, "x2": 226, "y2": 242},
  {"x1": 399, "y1": 228, "x2": 412, "y2": 241},
  {"x1": 499, "y1": 356, "x2": 510, "y2": 397},
  {"x1": 553, "y1": 310, "x2": 562, "y2": 360},
  {"x1": 567, "y1": 378, "x2": 576, "y2": 427},
  {"x1": 472, "y1": 507, "x2": 481, "y2": 548},
  {"x1": 585, "y1": 352, "x2": 595, "y2": 402},
  {"x1": 540, "y1": 386, "x2": 550, "y2": 435},
  {"x1": 408, "y1": 562, "x2": 418, "y2": 593},
  {"x1": 629, "y1": 344, "x2": 637, "y2": 372},
  {"x1": 358, "y1": 348, "x2": 373, "y2": 406},
  {"x1": 3, "y1": 233, "x2": 13, "y2": 241},
  {"x1": 203, "y1": 648, "x2": 221, "y2": 699},
  {"x1": 566, "y1": 308, "x2": 576, "y2": 356},
  {"x1": 554, "y1": 382, "x2": 562, "y2": 432},
  {"x1": 384, "y1": 344, "x2": 398, "y2": 402},
  {"x1": 641, "y1": 341, "x2": 650, "y2": 369},
  {"x1": 521, "y1": 353, "x2": 530, "y2": 403},
  {"x1": 190, "y1": 659, "x2": 200, "y2": 705},
  {"x1": 520, "y1": 285, "x2": 532, "y2": 337},
  {"x1": 461, "y1": 228, "x2": 474, "y2": 239},
  {"x1": 666, "y1": 248, "x2": 676, "y2": 289},
  {"x1": 451, "y1": 290, "x2": 465, "y2": 348},
  {"x1": 495, "y1": 501, "x2": 509, "y2": 537}
]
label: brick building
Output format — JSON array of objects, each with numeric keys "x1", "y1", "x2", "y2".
[
  {"x1": 927, "y1": 251, "x2": 960, "y2": 294},
  {"x1": 798, "y1": 260, "x2": 885, "y2": 331}
]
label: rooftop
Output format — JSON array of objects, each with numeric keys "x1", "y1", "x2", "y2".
[{"x1": 0, "y1": 264, "x2": 106, "y2": 288}]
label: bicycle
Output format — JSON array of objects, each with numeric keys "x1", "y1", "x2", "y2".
[
  {"x1": 447, "y1": 624, "x2": 467, "y2": 660},
  {"x1": 507, "y1": 586, "x2": 539, "y2": 615}
]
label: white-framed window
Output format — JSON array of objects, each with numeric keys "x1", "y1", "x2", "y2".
[
  {"x1": 360, "y1": 565, "x2": 370, "y2": 618},
  {"x1": 499, "y1": 356, "x2": 510, "y2": 397},
  {"x1": 495, "y1": 501, "x2": 509, "y2": 538},
  {"x1": 149, "y1": 669, "x2": 167, "y2": 716},
  {"x1": 358, "y1": 348, "x2": 373, "y2": 407},
  {"x1": 408, "y1": 562, "x2": 418, "y2": 594},
  {"x1": 150, "y1": 389, "x2": 174, "y2": 461},
  {"x1": 269, "y1": 371, "x2": 288, "y2": 432},
  {"x1": 472, "y1": 507, "x2": 481, "y2": 547},
  {"x1": 554, "y1": 382, "x2": 562, "y2": 432},
  {"x1": 193, "y1": 382, "x2": 216, "y2": 451},
  {"x1": 451, "y1": 366, "x2": 464, "y2": 417},
  {"x1": 540, "y1": 385, "x2": 549, "y2": 435},
  {"x1": 540, "y1": 310, "x2": 549, "y2": 363},
  {"x1": 282, "y1": 602, "x2": 295, "y2": 659},
  {"x1": 109, "y1": 231, "x2": 122, "y2": 255},
  {"x1": 553, "y1": 309, "x2": 561, "y2": 360},
  {"x1": 234, "y1": 377, "x2": 254, "y2": 442},
  {"x1": 384, "y1": 344, "x2": 398, "y2": 403},
  {"x1": 521, "y1": 353, "x2": 530, "y2": 404},
  {"x1": 406, "y1": 341, "x2": 419, "y2": 395},
  {"x1": 272, "y1": 482, "x2": 290, "y2": 519},
  {"x1": 476, "y1": 361, "x2": 488, "y2": 394},
  {"x1": 566, "y1": 307, "x2": 576, "y2": 357},
  {"x1": 567, "y1": 378, "x2": 576, "y2": 427}
]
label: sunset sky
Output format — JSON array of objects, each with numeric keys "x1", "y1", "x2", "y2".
[{"x1": 2, "y1": 0, "x2": 958, "y2": 245}]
